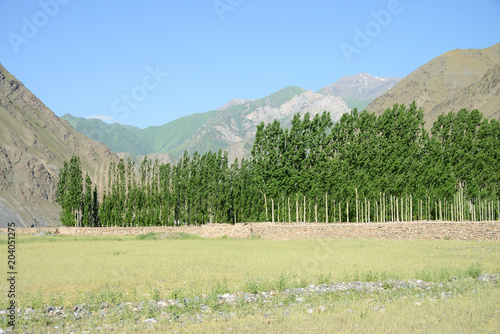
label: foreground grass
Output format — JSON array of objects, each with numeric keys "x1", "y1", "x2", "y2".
[
  {"x1": 2, "y1": 233, "x2": 499, "y2": 307},
  {"x1": 10, "y1": 279, "x2": 500, "y2": 333},
  {"x1": 184, "y1": 287, "x2": 500, "y2": 334}
]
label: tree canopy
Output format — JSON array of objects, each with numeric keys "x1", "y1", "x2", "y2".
[{"x1": 57, "y1": 104, "x2": 500, "y2": 226}]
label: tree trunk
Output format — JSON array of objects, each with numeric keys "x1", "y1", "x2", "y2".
[
  {"x1": 296, "y1": 194, "x2": 299, "y2": 223},
  {"x1": 264, "y1": 193, "x2": 268, "y2": 222},
  {"x1": 365, "y1": 197, "x2": 368, "y2": 223},
  {"x1": 288, "y1": 197, "x2": 291, "y2": 223},
  {"x1": 325, "y1": 193, "x2": 328, "y2": 224},
  {"x1": 277, "y1": 199, "x2": 280, "y2": 223},
  {"x1": 303, "y1": 196, "x2": 306, "y2": 223},
  {"x1": 338, "y1": 201, "x2": 340, "y2": 223},
  {"x1": 315, "y1": 201, "x2": 318, "y2": 223},
  {"x1": 383, "y1": 193, "x2": 385, "y2": 223},
  {"x1": 271, "y1": 198, "x2": 274, "y2": 223},
  {"x1": 368, "y1": 199, "x2": 371, "y2": 223},
  {"x1": 355, "y1": 188, "x2": 359, "y2": 223},
  {"x1": 396, "y1": 197, "x2": 399, "y2": 222},
  {"x1": 346, "y1": 201, "x2": 349, "y2": 223},
  {"x1": 390, "y1": 196, "x2": 393, "y2": 222}
]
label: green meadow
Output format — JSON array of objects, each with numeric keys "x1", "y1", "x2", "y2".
[{"x1": 1, "y1": 233, "x2": 499, "y2": 332}]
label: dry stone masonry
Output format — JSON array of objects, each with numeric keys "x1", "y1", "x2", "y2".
[{"x1": 5, "y1": 221, "x2": 499, "y2": 241}]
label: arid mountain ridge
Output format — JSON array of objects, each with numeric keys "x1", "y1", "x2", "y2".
[
  {"x1": 367, "y1": 43, "x2": 500, "y2": 128},
  {"x1": 0, "y1": 63, "x2": 118, "y2": 227}
]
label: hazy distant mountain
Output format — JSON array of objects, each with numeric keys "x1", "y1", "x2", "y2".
[
  {"x1": 63, "y1": 86, "x2": 351, "y2": 162},
  {"x1": 62, "y1": 109, "x2": 221, "y2": 163},
  {"x1": 367, "y1": 43, "x2": 500, "y2": 128},
  {"x1": 216, "y1": 98, "x2": 256, "y2": 111},
  {"x1": 167, "y1": 87, "x2": 350, "y2": 160},
  {"x1": 0, "y1": 63, "x2": 118, "y2": 227},
  {"x1": 63, "y1": 74, "x2": 398, "y2": 162},
  {"x1": 61, "y1": 115, "x2": 152, "y2": 156},
  {"x1": 316, "y1": 73, "x2": 400, "y2": 113},
  {"x1": 318, "y1": 73, "x2": 400, "y2": 100}
]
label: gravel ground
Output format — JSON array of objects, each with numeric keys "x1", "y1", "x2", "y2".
[{"x1": 1, "y1": 274, "x2": 498, "y2": 333}]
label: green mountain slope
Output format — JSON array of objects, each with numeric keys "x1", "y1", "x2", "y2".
[
  {"x1": 153, "y1": 86, "x2": 349, "y2": 159},
  {"x1": 342, "y1": 96, "x2": 374, "y2": 111},
  {"x1": 62, "y1": 86, "x2": 319, "y2": 160},
  {"x1": 141, "y1": 109, "x2": 221, "y2": 153},
  {"x1": 61, "y1": 109, "x2": 222, "y2": 156},
  {"x1": 62, "y1": 79, "x2": 398, "y2": 162},
  {"x1": 61, "y1": 114, "x2": 153, "y2": 155}
]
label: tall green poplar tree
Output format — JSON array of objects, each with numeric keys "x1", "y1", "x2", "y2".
[{"x1": 56, "y1": 156, "x2": 83, "y2": 226}]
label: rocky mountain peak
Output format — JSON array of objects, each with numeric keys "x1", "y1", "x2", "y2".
[
  {"x1": 318, "y1": 73, "x2": 401, "y2": 99},
  {"x1": 216, "y1": 98, "x2": 255, "y2": 111}
]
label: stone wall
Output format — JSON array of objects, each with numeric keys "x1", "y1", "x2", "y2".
[
  {"x1": 3, "y1": 221, "x2": 499, "y2": 241},
  {"x1": 245, "y1": 221, "x2": 500, "y2": 241},
  {"x1": 5, "y1": 226, "x2": 203, "y2": 236}
]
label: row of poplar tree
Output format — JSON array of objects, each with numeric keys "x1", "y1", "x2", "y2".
[{"x1": 56, "y1": 103, "x2": 500, "y2": 226}]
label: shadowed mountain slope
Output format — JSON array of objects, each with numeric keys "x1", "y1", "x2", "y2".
[{"x1": 0, "y1": 63, "x2": 118, "y2": 227}]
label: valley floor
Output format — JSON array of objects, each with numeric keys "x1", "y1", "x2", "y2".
[{"x1": 1, "y1": 233, "x2": 499, "y2": 332}]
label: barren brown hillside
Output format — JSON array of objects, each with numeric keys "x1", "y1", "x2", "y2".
[
  {"x1": 367, "y1": 43, "x2": 500, "y2": 129},
  {"x1": 0, "y1": 63, "x2": 118, "y2": 227}
]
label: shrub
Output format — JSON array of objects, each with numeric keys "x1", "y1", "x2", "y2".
[
  {"x1": 465, "y1": 263, "x2": 482, "y2": 279},
  {"x1": 275, "y1": 273, "x2": 288, "y2": 291},
  {"x1": 136, "y1": 232, "x2": 158, "y2": 240}
]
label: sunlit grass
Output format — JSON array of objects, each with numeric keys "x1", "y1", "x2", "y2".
[
  {"x1": 2, "y1": 234, "x2": 499, "y2": 308},
  {"x1": 1, "y1": 233, "x2": 499, "y2": 332},
  {"x1": 180, "y1": 287, "x2": 500, "y2": 334}
]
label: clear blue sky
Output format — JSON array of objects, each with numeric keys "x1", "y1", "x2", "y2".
[{"x1": 0, "y1": 0, "x2": 499, "y2": 129}]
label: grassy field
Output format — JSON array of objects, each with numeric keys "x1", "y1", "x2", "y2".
[{"x1": 1, "y1": 233, "x2": 499, "y2": 332}]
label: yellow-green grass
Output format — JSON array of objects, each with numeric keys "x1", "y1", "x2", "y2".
[
  {"x1": 179, "y1": 288, "x2": 500, "y2": 334},
  {"x1": 13, "y1": 279, "x2": 500, "y2": 333},
  {"x1": 1, "y1": 233, "x2": 499, "y2": 308}
]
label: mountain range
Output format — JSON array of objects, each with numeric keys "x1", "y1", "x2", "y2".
[
  {"x1": 61, "y1": 73, "x2": 400, "y2": 163},
  {"x1": 1, "y1": 43, "x2": 499, "y2": 227}
]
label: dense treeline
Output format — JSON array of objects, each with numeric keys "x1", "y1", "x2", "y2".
[
  {"x1": 57, "y1": 103, "x2": 500, "y2": 226},
  {"x1": 56, "y1": 156, "x2": 100, "y2": 226}
]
